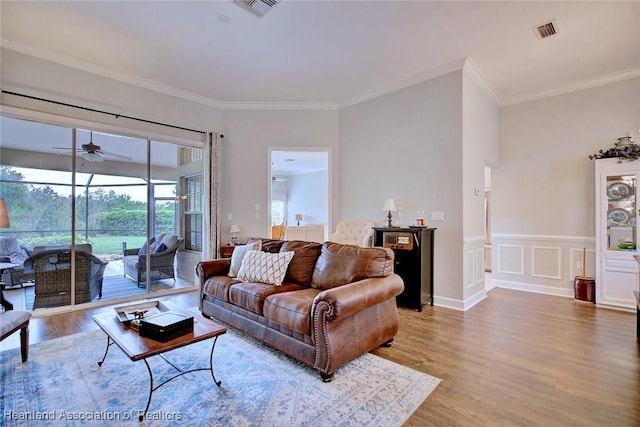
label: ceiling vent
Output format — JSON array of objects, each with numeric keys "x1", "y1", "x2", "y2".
[
  {"x1": 234, "y1": 0, "x2": 279, "y2": 17},
  {"x1": 534, "y1": 20, "x2": 558, "y2": 39}
]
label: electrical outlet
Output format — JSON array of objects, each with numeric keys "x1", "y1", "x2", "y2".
[
  {"x1": 255, "y1": 213, "x2": 260, "y2": 221},
  {"x1": 431, "y1": 211, "x2": 445, "y2": 221}
]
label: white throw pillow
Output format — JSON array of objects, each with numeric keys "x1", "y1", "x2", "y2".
[
  {"x1": 161, "y1": 234, "x2": 179, "y2": 249},
  {"x1": 237, "y1": 250, "x2": 295, "y2": 286},
  {"x1": 227, "y1": 241, "x2": 261, "y2": 278}
]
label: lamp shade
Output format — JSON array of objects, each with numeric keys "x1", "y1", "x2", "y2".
[
  {"x1": 381, "y1": 198, "x2": 397, "y2": 211},
  {"x1": 230, "y1": 224, "x2": 240, "y2": 234},
  {"x1": 0, "y1": 198, "x2": 10, "y2": 228}
]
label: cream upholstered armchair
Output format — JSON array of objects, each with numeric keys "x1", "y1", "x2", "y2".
[{"x1": 327, "y1": 219, "x2": 377, "y2": 247}]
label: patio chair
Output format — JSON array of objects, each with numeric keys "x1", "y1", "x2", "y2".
[
  {"x1": 24, "y1": 249, "x2": 108, "y2": 309},
  {"x1": 122, "y1": 235, "x2": 183, "y2": 287},
  {"x1": 0, "y1": 291, "x2": 31, "y2": 362}
]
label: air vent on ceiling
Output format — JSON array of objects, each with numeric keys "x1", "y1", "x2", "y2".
[
  {"x1": 534, "y1": 20, "x2": 558, "y2": 39},
  {"x1": 234, "y1": 0, "x2": 279, "y2": 17}
]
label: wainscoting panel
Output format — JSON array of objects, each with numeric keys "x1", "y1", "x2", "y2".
[
  {"x1": 491, "y1": 234, "x2": 595, "y2": 298},
  {"x1": 531, "y1": 246, "x2": 562, "y2": 279},
  {"x1": 462, "y1": 237, "x2": 486, "y2": 310},
  {"x1": 475, "y1": 248, "x2": 484, "y2": 286},
  {"x1": 497, "y1": 244, "x2": 524, "y2": 275}
]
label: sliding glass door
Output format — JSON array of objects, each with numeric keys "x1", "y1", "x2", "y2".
[{"x1": 0, "y1": 115, "x2": 205, "y2": 312}]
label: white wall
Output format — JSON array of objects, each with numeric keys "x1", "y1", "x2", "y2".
[
  {"x1": 493, "y1": 77, "x2": 640, "y2": 296},
  {"x1": 1, "y1": 49, "x2": 220, "y2": 142},
  {"x1": 339, "y1": 71, "x2": 465, "y2": 305},
  {"x1": 462, "y1": 64, "x2": 499, "y2": 306},
  {"x1": 1, "y1": 49, "x2": 340, "y2": 246},
  {"x1": 286, "y1": 170, "x2": 328, "y2": 226},
  {"x1": 219, "y1": 109, "x2": 338, "y2": 243}
]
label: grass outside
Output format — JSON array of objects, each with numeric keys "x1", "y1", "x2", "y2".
[{"x1": 90, "y1": 235, "x2": 147, "y2": 255}]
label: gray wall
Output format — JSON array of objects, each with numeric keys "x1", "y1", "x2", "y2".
[{"x1": 492, "y1": 77, "x2": 640, "y2": 296}]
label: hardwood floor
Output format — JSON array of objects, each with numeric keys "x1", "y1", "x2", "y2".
[{"x1": 4, "y1": 288, "x2": 639, "y2": 426}]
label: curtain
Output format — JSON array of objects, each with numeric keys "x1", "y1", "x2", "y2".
[{"x1": 203, "y1": 131, "x2": 222, "y2": 259}]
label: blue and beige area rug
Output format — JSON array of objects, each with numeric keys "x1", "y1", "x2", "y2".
[{"x1": 1, "y1": 326, "x2": 440, "y2": 426}]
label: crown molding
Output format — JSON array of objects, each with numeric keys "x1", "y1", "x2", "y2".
[
  {"x1": 501, "y1": 67, "x2": 640, "y2": 107},
  {"x1": 338, "y1": 57, "x2": 468, "y2": 109},
  {"x1": 1, "y1": 39, "x2": 338, "y2": 111},
  {"x1": 4, "y1": 39, "x2": 638, "y2": 112},
  {"x1": 0, "y1": 39, "x2": 229, "y2": 109},
  {"x1": 462, "y1": 57, "x2": 500, "y2": 106},
  {"x1": 220, "y1": 101, "x2": 338, "y2": 110}
]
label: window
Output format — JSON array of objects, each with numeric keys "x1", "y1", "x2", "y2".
[
  {"x1": 183, "y1": 174, "x2": 202, "y2": 251},
  {"x1": 271, "y1": 191, "x2": 286, "y2": 225}
]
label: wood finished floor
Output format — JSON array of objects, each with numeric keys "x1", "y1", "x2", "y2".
[{"x1": 6, "y1": 288, "x2": 639, "y2": 426}]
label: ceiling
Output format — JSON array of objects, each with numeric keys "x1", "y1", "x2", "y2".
[{"x1": 1, "y1": 1, "x2": 639, "y2": 108}]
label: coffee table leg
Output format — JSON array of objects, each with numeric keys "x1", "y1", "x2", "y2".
[
  {"x1": 97, "y1": 335, "x2": 113, "y2": 367},
  {"x1": 138, "y1": 336, "x2": 221, "y2": 421},
  {"x1": 209, "y1": 335, "x2": 221, "y2": 386},
  {"x1": 140, "y1": 359, "x2": 154, "y2": 421}
]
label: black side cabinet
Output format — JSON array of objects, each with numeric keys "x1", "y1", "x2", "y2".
[{"x1": 373, "y1": 227, "x2": 435, "y2": 311}]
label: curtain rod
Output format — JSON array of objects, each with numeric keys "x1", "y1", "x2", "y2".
[{"x1": 1, "y1": 90, "x2": 205, "y2": 135}]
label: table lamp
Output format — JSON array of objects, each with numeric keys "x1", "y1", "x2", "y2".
[
  {"x1": 230, "y1": 224, "x2": 240, "y2": 245},
  {"x1": 381, "y1": 198, "x2": 397, "y2": 228},
  {"x1": 0, "y1": 198, "x2": 10, "y2": 228},
  {"x1": 295, "y1": 214, "x2": 303, "y2": 226}
]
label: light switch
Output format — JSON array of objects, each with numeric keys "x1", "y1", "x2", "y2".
[
  {"x1": 227, "y1": 213, "x2": 232, "y2": 220},
  {"x1": 255, "y1": 204, "x2": 260, "y2": 211},
  {"x1": 255, "y1": 213, "x2": 260, "y2": 221},
  {"x1": 431, "y1": 211, "x2": 445, "y2": 221}
]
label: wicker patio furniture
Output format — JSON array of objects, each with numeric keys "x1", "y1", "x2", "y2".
[
  {"x1": 122, "y1": 235, "x2": 183, "y2": 287},
  {"x1": 24, "y1": 248, "x2": 108, "y2": 309}
]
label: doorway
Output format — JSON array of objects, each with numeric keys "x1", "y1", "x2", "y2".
[{"x1": 268, "y1": 148, "x2": 331, "y2": 240}]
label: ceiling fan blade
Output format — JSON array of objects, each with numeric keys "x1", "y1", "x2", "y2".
[
  {"x1": 52, "y1": 146, "x2": 83, "y2": 151},
  {"x1": 98, "y1": 149, "x2": 132, "y2": 160}
]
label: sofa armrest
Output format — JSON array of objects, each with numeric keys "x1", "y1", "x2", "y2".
[
  {"x1": 196, "y1": 259, "x2": 231, "y2": 281},
  {"x1": 312, "y1": 273, "x2": 404, "y2": 321}
]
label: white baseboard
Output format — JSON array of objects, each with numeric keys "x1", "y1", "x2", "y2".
[{"x1": 493, "y1": 279, "x2": 573, "y2": 298}]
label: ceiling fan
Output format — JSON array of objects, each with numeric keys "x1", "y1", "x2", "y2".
[{"x1": 52, "y1": 131, "x2": 132, "y2": 162}]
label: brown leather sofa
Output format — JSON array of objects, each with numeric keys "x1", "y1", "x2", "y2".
[{"x1": 197, "y1": 238, "x2": 404, "y2": 381}]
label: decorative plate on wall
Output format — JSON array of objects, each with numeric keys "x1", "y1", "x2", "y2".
[
  {"x1": 608, "y1": 208, "x2": 631, "y2": 226},
  {"x1": 607, "y1": 182, "x2": 634, "y2": 200}
]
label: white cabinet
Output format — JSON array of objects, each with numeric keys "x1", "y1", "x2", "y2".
[
  {"x1": 595, "y1": 159, "x2": 639, "y2": 309},
  {"x1": 284, "y1": 225, "x2": 327, "y2": 243}
]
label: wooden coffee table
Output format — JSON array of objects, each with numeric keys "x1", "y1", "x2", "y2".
[{"x1": 92, "y1": 301, "x2": 227, "y2": 421}]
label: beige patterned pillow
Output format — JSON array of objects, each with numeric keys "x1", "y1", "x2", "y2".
[
  {"x1": 237, "y1": 250, "x2": 295, "y2": 286},
  {"x1": 228, "y1": 241, "x2": 261, "y2": 278}
]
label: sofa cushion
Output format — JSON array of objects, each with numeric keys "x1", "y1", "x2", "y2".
[
  {"x1": 203, "y1": 275, "x2": 242, "y2": 302},
  {"x1": 237, "y1": 250, "x2": 295, "y2": 286},
  {"x1": 229, "y1": 281, "x2": 305, "y2": 315},
  {"x1": 311, "y1": 242, "x2": 394, "y2": 290},
  {"x1": 263, "y1": 288, "x2": 320, "y2": 335},
  {"x1": 280, "y1": 240, "x2": 322, "y2": 288},
  {"x1": 247, "y1": 237, "x2": 284, "y2": 253},
  {"x1": 228, "y1": 241, "x2": 261, "y2": 278}
]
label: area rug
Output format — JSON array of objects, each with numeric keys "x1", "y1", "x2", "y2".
[{"x1": 0, "y1": 327, "x2": 440, "y2": 426}]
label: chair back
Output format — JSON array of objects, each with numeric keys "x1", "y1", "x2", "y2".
[
  {"x1": 25, "y1": 249, "x2": 107, "y2": 309},
  {"x1": 272, "y1": 223, "x2": 286, "y2": 240},
  {"x1": 328, "y1": 219, "x2": 377, "y2": 247}
]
